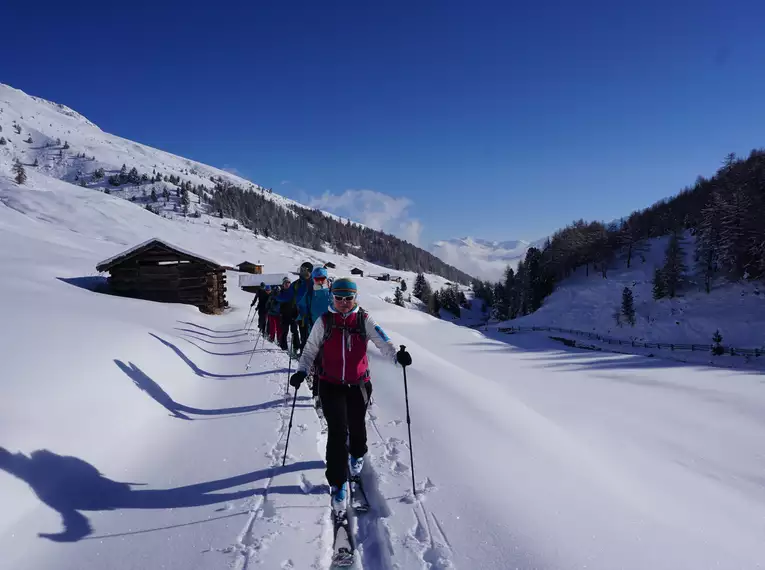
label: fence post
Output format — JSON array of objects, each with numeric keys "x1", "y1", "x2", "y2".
[{"x1": 671, "y1": 344, "x2": 674, "y2": 351}]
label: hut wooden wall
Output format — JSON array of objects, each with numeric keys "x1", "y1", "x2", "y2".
[{"x1": 107, "y1": 249, "x2": 226, "y2": 314}]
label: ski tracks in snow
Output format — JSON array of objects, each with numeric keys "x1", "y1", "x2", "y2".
[
  {"x1": 230, "y1": 347, "x2": 292, "y2": 570},
  {"x1": 367, "y1": 409, "x2": 456, "y2": 570}
]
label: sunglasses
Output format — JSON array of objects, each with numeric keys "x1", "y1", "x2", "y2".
[
  {"x1": 333, "y1": 294, "x2": 356, "y2": 302},
  {"x1": 313, "y1": 276, "x2": 327, "y2": 282}
]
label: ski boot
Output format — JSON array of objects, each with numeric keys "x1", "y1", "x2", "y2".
[
  {"x1": 330, "y1": 483, "x2": 347, "y2": 514},
  {"x1": 349, "y1": 456, "x2": 364, "y2": 479}
]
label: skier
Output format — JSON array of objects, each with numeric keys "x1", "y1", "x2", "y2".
[
  {"x1": 297, "y1": 266, "x2": 333, "y2": 404},
  {"x1": 299, "y1": 266, "x2": 333, "y2": 332},
  {"x1": 291, "y1": 261, "x2": 314, "y2": 349},
  {"x1": 289, "y1": 277, "x2": 412, "y2": 512},
  {"x1": 251, "y1": 282, "x2": 270, "y2": 334},
  {"x1": 277, "y1": 276, "x2": 299, "y2": 352},
  {"x1": 266, "y1": 285, "x2": 282, "y2": 343}
]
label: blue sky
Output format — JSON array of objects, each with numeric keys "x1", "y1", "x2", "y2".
[{"x1": 3, "y1": 0, "x2": 765, "y2": 245}]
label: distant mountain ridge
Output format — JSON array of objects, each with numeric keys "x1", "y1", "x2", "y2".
[{"x1": 429, "y1": 236, "x2": 547, "y2": 281}]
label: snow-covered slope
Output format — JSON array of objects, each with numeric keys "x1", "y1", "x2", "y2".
[
  {"x1": 0, "y1": 82, "x2": 352, "y2": 223},
  {"x1": 430, "y1": 236, "x2": 546, "y2": 281},
  {"x1": 506, "y1": 233, "x2": 765, "y2": 348},
  {"x1": 2, "y1": 91, "x2": 765, "y2": 570}
]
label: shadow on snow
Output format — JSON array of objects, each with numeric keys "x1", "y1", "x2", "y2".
[
  {"x1": 179, "y1": 334, "x2": 281, "y2": 357},
  {"x1": 176, "y1": 320, "x2": 247, "y2": 334},
  {"x1": 0, "y1": 447, "x2": 325, "y2": 543},
  {"x1": 114, "y1": 360, "x2": 312, "y2": 420},
  {"x1": 468, "y1": 329, "x2": 764, "y2": 374},
  {"x1": 150, "y1": 333, "x2": 287, "y2": 378}
]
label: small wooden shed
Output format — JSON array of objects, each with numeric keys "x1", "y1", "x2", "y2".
[
  {"x1": 351, "y1": 267, "x2": 364, "y2": 277},
  {"x1": 324, "y1": 261, "x2": 337, "y2": 269},
  {"x1": 96, "y1": 238, "x2": 227, "y2": 314},
  {"x1": 237, "y1": 261, "x2": 263, "y2": 274}
]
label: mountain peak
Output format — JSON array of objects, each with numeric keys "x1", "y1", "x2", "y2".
[
  {"x1": 429, "y1": 235, "x2": 546, "y2": 281},
  {"x1": 1, "y1": 83, "x2": 99, "y2": 130}
]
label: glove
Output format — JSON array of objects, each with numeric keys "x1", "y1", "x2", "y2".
[
  {"x1": 290, "y1": 370, "x2": 307, "y2": 388},
  {"x1": 396, "y1": 345, "x2": 412, "y2": 367}
]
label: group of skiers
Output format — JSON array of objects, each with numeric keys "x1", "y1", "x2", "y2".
[
  {"x1": 250, "y1": 261, "x2": 331, "y2": 356},
  {"x1": 249, "y1": 261, "x2": 413, "y2": 516}
]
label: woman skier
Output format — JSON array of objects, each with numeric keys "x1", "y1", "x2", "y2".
[{"x1": 289, "y1": 277, "x2": 412, "y2": 512}]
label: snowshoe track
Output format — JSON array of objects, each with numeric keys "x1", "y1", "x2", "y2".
[{"x1": 369, "y1": 412, "x2": 456, "y2": 569}]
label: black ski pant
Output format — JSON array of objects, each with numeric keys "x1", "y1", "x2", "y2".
[
  {"x1": 279, "y1": 317, "x2": 299, "y2": 351},
  {"x1": 320, "y1": 380, "x2": 372, "y2": 489},
  {"x1": 298, "y1": 321, "x2": 310, "y2": 350},
  {"x1": 257, "y1": 311, "x2": 267, "y2": 333}
]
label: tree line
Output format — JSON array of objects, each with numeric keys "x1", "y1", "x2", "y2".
[
  {"x1": 208, "y1": 180, "x2": 473, "y2": 283},
  {"x1": 474, "y1": 150, "x2": 765, "y2": 321}
]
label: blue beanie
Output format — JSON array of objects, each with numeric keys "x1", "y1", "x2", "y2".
[
  {"x1": 312, "y1": 267, "x2": 328, "y2": 279},
  {"x1": 331, "y1": 277, "x2": 357, "y2": 296}
]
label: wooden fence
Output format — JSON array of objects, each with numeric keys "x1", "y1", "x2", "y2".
[{"x1": 495, "y1": 325, "x2": 762, "y2": 357}]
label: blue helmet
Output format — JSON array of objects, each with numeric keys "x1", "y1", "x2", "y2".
[
  {"x1": 264, "y1": 285, "x2": 271, "y2": 292},
  {"x1": 312, "y1": 266, "x2": 328, "y2": 279}
]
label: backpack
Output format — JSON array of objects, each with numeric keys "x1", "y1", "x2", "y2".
[
  {"x1": 320, "y1": 307, "x2": 368, "y2": 345},
  {"x1": 315, "y1": 308, "x2": 371, "y2": 386}
]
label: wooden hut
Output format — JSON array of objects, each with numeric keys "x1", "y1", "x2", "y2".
[
  {"x1": 324, "y1": 261, "x2": 337, "y2": 269},
  {"x1": 237, "y1": 261, "x2": 263, "y2": 274},
  {"x1": 351, "y1": 267, "x2": 364, "y2": 277},
  {"x1": 96, "y1": 238, "x2": 226, "y2": 314}
]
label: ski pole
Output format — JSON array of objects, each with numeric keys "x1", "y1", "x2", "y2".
[
  {"x1": 245, "y1": 329, "x2": 262, "y2": 370},
  {"x1": 282, "y1": 386, "x2": 299, "y2": 467},
  {"x1": 247, "y1": 309, "x2": 259, "y2": 332},
  {"x1": 245, "y1": 306, "x2": 253, "y2": 328},
  {"x1": 285, "y1": 332, "x2": 294, "y2": 402},
  {"x1": 400, "y1": 345, "x2": 417, "y2": 498}
]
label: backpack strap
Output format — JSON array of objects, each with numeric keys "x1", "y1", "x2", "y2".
[
  {"x1": 356, "y1": 307, "x2": 368, "y2": 342},
  {"x1": 320, "y1": 312, "x2": 333, "y2": 345}
]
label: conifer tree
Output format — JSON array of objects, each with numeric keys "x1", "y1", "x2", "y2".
[
  {"x1": 621, "y1": 287, "x2": 636, "y2": 326},
  {"x1": 13, "y1": 159, "x2": 27, "y2": 185}
]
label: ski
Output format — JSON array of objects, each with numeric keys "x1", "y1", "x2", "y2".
[
  {"x1": 330, "y1": 509, "x2": 355, "y2": 568},
  {"x1": 349, "y1": 474, "x2": 370, "y2": 513}
]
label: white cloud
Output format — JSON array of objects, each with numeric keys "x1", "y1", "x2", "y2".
[
  {"x1": 400, "y1": 219, "x2": 423, "y2": 245},
  {"x1": 280, "y1": 180, "x2": 291, "y2": 185},
  {"x1": 309, "y1": 189, "x2": 423, "y2": 245}
]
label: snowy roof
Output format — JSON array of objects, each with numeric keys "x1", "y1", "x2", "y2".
[
  {"x1": 239, "y1": 273, "x2": 292, "y2": 288},
  {"x1": 96, "y1": 238, "x2": 221, "y2": 272}
]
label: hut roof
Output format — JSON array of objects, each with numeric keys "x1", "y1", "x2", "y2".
[
  {"x1": 239, "y1": 273, "x2": 292, "y2": 288},
  {"x1": 96, "y1": 238, "x2": 221, "y2": 272}
]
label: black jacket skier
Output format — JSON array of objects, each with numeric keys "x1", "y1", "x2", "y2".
[{"x1": 252, "y1": 285, "x2": 270, "y2": 333}]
